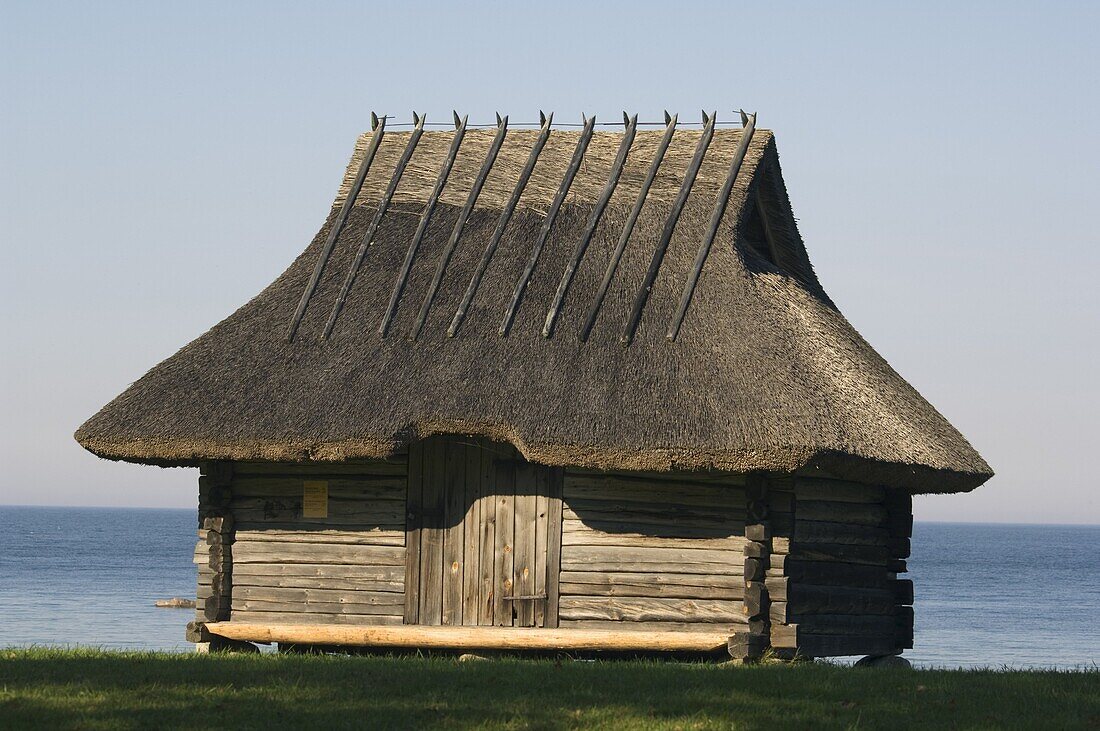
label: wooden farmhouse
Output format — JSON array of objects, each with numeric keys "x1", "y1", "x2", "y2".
[{"x1": 76, "y1": 111, "x2": 992, "y2": 661}]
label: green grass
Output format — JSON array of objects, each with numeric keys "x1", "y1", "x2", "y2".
[{"x1": 0, "y1": 649, "x2": 1097, "y2": 730}]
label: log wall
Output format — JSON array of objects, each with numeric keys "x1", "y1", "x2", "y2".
[
  {"x1": 760, "y1": 475, "x2": 914, "y2": 659},
  {"x1": 557, "y1": 469, "x2": 748, "y2": 633},
  {"x1": 190, "y1": 459, "x2": 409, "y2": 635}
]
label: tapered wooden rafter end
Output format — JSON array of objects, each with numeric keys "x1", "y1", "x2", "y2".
[
  {"x1": 495, "y1": 111, "x2": 504, "y2": 126},
  {"x1": 453, "y1": 110, "x2": 462, "y2": 128},
  {"x1": 663, "y1": 110, "x2": 672, "y2": 125},
  {"x1": 370, "y1": 111, "x2": 380, "y2": 130},
  {"x1": 740, "y1": 109, "x2": 750, "y2": 126}
]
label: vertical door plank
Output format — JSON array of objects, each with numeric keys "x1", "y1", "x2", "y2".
[
  {"x1": 477, "y1": 447, "x2": 497, "y2": 626},
  {"x1": 544, "y1": 467, "x2": 564, "y2": 628},
  {"x1": 403, "y1": 441, "x2": 424, "y2": 624},
  {"x1": 442, "y1": 440, "x2": 466, "y2": 625},
  {"x1": 513, "y1": 462, "x2": 538, "y2": 627},
  {"x1": 493, "y1": 459, "x2": 516, "y2": 626},
  {"x1": 461, "y1": 441, "x2": 482, "y2": 625},
  {"x1": 418, "y1": 438, "x2": 446, "y2": 625},
  {"x1": 533, "y1": 467, "x2": 550, "y2": 627}
]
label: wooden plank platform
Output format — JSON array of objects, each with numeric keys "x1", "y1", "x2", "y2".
[{"x1": 204, "y1": 623, "x2": 729, "y2": 653}]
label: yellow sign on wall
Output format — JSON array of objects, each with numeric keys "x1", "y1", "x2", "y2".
[{"x1": 302, "y1": 480, "x2": 329, "y2": 518}]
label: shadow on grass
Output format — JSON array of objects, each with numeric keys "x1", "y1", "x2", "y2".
[{"x1": 0, "y1": 649, "x2": 1098, "y2": 730}]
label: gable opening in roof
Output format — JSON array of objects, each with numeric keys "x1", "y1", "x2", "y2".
[{"x1": 740, "y1": 191, "x2": 780, "y2": 268}]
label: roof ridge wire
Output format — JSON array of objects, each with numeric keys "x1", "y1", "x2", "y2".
[
  {"x1": 411, "y1": 114, "x2": 510, "y2": 339},
  {"x1": 287, "y1": 113, "x2": 385, "y2": 342},
  {"x1": 448, "y1": 112, "x2": 554, "y2": 338},
  {"x1": 667, "y1": 112, "x2": 757, "y2": 342},
  {"x1": 322, "y1": 113, "x2": 426, "y2": 340},
  {"x1": 542, "y1": 113, "x2": 638, "y2": 338},
  {"x1": 379, "y1": 113, "x2": 468, "y2": 337},
  {"x1": 579, "y1": 112, "x2": 678, "y2": 342},
  {"x1": 500, "y1": 114, "x2": 597, "y2": 337},
  {"x1": 621, "y1": 111, "x2": 717, "y2": 346}
]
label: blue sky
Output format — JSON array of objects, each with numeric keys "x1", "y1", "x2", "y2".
[{"x1": 2, "y1": 1, "x2": 1097, "y2": 523}]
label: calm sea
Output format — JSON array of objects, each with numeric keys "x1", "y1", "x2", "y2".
[{"x1": 1, "y1": 506, "x2": 1097, "y2": 668}]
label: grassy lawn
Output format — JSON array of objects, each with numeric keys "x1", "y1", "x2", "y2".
[{"x1": 0, "y1": 649, "x2": 1097, "y2": 730}]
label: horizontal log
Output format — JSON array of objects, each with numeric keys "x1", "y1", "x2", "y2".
[
  {"x1": 727, "y1": 632, "x2": 769, "y2": 660},
  {"x1": 792, "y1": 520, "x2": 890, "y2": 546},
  {"x1": 769, "y1": 491, "x2": 794, "y2": 513},
  {"x1": 560, "y1": 545, "x2": 741, "y2": 575},
  {"x1": 558, "y1": 596, "x2": 745, "y2": 624},
  {"x1": 566, "y1": 468, "x2": 747, "y2": 488},
  {"x1": 765, "y1": 580, "x2": 895, "y2": 615},
  {"x1": 745, "y1": 524, "x2": 770, "y2": 542},
  {"x1": 233, "y1": 576, "x2": 404, "y2": 593},
  {"x1": 562, "y1": 522, "x2": 744, "y2": 550},
  {"x1": 233, "y1": 527, "x2": 405, "y2": 547},
  {"x1": 743, "y1": 582, "x2": 766, "y2": 619},
  {"x1": 771, "y1": 628, "x2": 900, "y2": 657},
  {"x1": 794, "y1": 478, "x2": 885, "y2": 504},
  {"x1": 231, "y1": 541, "x2": 404, "y2": 566},
  {"x1": 795, "y1": 501, "x2": 888, "y2": 527},
  {"x1": 203, "y1": 515, "x2": 234, "y2": 534},
  {"x1": 233, "y1": 586, "x2": 404, "y2": 604},
  {"x1": 230, "y1": 498, "x2": 405, "y2": 524},
  {"x1": 231, "y1": 563, "x2": 404, "y2": 581},
  {"x1": 559, "y1": 571, "x2": 742, "y2": 589},
  {"x1": 772, "y1": 614, "x2": 897, "y2": 638},
  {"x1": 744, "y1": 541, "x2": 768, "y2": 559},
  {"x1": 232, "y1": 598, "x2": 402, "y2": 615},
  {"x1": 226, "y1": 611, "x2": 404, "y2": 626},
  {"x1": 564, "y1": 501, "x2": 745, "y2": 528},
  {"x1": 559, "y1": 572, "x2": 743, "y2": 599},
  {"x1": 209, "y1": 622, "x2": 731, "y2": 652},
  {"x1": 891, "y1": 579, "x2": 914, "y2": 605},
  {"x1": 230, "y1": 477, "x2": 405, "y2": 500},
  {"x1": 771, "y1": 541, "x2": 889, "y2": 566},
  {"x1": 233, "y1": 460, "x2": 406, "y2": 477},
  {"x1": 563, "y1": 477, "x2": 745, "y2": 508},
  {"x1": 557, "y1": 619, "x2": 743, "y2": 634},
  {"x1": 744, "y1": 557, "x2": 766, "y2": 582},
  {"x1": 889, "y1": 537, "x2": 911, "y2": 559},
  {"x1": 767, "y1": 559, "x2": 888, "y2": 589}
]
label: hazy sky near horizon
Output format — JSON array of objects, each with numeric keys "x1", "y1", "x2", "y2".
[{"x1": 2, "y1": 1, "x2": 1098, "y2": 523}]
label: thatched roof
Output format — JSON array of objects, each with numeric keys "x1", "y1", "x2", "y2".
[{"x1": 76, "y1": 113, "x2": 992, "y2": 493}]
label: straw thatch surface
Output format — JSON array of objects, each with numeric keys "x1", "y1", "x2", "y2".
[{"x1": 76, "y1": 125, "x2": 992, "y2": 493}]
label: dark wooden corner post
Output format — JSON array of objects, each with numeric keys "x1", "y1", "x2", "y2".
[
  {"x1": 885, "y1": 490, "x2": 915, "y2": 653},
  {"x1": 729, "y1": 475, "x2": 774, "y2": 661},
  {"x1": 187, "y1": 461, "x2": 235, "y2": 645}
]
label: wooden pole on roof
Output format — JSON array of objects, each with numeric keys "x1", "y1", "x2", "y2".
[
  {"x1": 621, "y1": 111, "x2": 716, "y2": 345},
  {"x1": 379, "y1": 113, "x2": 468, "y2": 337},
  {"x1": 286, "y1": 113, "x2": 385, "y2": 342},
  {"x1": 410, "y1": 114, "x2": 509, "y2": 339},
  {"x1": 542, "y1": 113, "x2": 637, "y2": 338},
  {"x1": 500, "y1": 114, "x2": 596, "y2": 337},
  {"x1": 580, "y1": 112, "x2": 677, "y2": 342},
  {"x1": 667, "y1": 111, "x2": 757, "y2": 341},
  {"x1": 323, "y1": 112, "x2": 425, "y2": 340},
  {"x1": 448, "y1": 112, "x2": 553, "y2": 338}
]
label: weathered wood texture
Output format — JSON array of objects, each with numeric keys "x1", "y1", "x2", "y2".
[
  {"x1": 220, "y1": 460, "x2": 408, "y2": 628},
  {"x1": 207, "y1": 623, "x2": 730, "y2": 653},
  {"x1": 561, "y1": 471, "x2": 745, "y2": 631},
  {"x1": 191, "y1": 462, "x2": 234, "y2": 634},
  {"x1": 761, "y1": 475, "x2": 915, "y2": 658},
  {"x1": 405, "y1": 437, "x2": 563, "y2": 628}
]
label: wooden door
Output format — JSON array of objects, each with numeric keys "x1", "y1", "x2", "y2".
[{"x1": 404, "y1": 436, "x2": 562, "y2": 627}]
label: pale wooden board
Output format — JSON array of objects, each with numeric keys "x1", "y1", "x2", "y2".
[
  {"x1": 404, "y1": 440, "x2": 424, "y2": 623},
  {"x1": 231, "y1": 540, "x2": 404, "y2": 566},
  {"x1": 476, "y1": 448, "x2": 497, "y2": 626},
  {"x1": 233, "y1": 527, "x2": 404, "y2": 546},
  {"x1": 533, "y1": 468, "x2": 550, "y2": 627},
  {"x1": 493, "y1": 459, "x2": 515, "y2": 626},
  {"x1": 230, "y1": 477, "x2": 405, "y2": 500},
  {"x1": 419, "y1": 439, "x2": 446, "y2": 625},
  {"x1": 226, "y1": 611, "x2": 404, "y2": 626},
  {"x1": 233, "y1": 563, "x2": 404, "y2": 580},
  {"x1": 512, "y1": 462, "x2": 538, "y2": 627},
  {"x1": 544, "y1": 468, "x2": 564, "y2": 628},
  {"x1": 461, "y1": 442, "x2": 483, "y2": 626},
  {"x1": 441, "y1": 441, "x2": 466, "y2": 626},
  {"x1": 558, "y1": 596, "x2": 745, "y2": 623}
]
